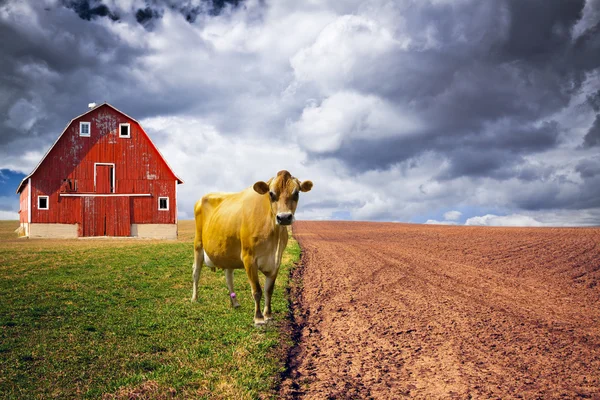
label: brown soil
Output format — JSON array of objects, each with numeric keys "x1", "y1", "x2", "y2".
[{"x1": 279, "y1": 221, "x2": 600, "y2": 399}]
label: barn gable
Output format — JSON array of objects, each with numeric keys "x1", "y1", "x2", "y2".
[
  {"x1": 16, "y1": 103, "x2": 182, "y2": 194},
  {"x1": 16, "y1": 103, "x2": 183, "y2": 239}
]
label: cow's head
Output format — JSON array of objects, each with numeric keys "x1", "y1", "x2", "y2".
[{"x1": 253, "y1": 170, "x2": 313, "y2": 226}]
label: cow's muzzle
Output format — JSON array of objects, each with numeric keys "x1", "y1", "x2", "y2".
[{"x1": 276, "y1": 212, "x2": 294, "y2": 225}]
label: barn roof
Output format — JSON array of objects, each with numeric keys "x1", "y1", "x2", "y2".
[{"x1": 16, "y1": 103, "x2": 183, "y2": 194}]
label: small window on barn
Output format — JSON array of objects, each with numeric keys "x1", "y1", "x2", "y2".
[
  {"x1": 158, "y1": 197, "x2": 169, "y2": 211},
  {"x1": 80, "y1": 122, "x2": 91, "y2": 137},
  {"x1": 119, "y1": 123, "x2": 130, "y2": 138},
  {"x1": 38, "y1": 196, "x2": 49, "y2": 210}
]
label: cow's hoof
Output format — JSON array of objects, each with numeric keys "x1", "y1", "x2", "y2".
[
  {"x1": 230, "y1": 293, "x2": 240, "y2": 308},
  {"x1": 254, "y1": 318, "x2": 265, "y2": 326},
  {"x1": 191, "y1": 296, "x2": 197, "y2": 302}
]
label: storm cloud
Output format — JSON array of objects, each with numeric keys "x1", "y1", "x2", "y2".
[{"x1": 1, "y1": 0, "x2": 599, "y2": 225}]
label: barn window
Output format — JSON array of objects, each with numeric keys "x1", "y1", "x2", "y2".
[
  {"x1": 119, "y1": 123, "x2": 130, "y2": 138},
  {"x1": 158, "y1": 197, "x2": 169, "y2": 211},
  {"x1": 80, "y1": 122, "x2": 90, "y2": 137},
  {"x1": 38, "y1": 196, "x2": 49, "y2": 210}
]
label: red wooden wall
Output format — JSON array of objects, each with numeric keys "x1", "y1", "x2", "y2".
[
  {"x1": 19, "y1": 183, "x2": 28, "y2": 224},
  {"x1": 28, "y1": 105, "x2": 179, "y2": 231}
]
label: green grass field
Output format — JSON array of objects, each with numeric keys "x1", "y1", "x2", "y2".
[{"x1": 0, "y1": 221, "x2": 300, "y2": 399}]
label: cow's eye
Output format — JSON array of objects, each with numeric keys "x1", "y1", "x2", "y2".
[
  {"x1": 269, "y1": 191, "x2": 277, "y2": 202},
  {"x1": 292, "y1": 191, "x2": 299, "y2": 201}
]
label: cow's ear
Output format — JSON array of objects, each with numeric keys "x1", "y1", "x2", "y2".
[
  {"x1": 300, "y1": 180, "x2": 313, "y2": 192},
  {"x1": 253, "y1": 181, "x2": 270, "y2": 195}
]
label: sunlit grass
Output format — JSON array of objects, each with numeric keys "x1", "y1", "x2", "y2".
[{"x1": 0, "y1": 220, "x2": 299, "y2": 399}]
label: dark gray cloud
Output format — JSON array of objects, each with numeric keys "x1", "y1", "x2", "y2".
[
  {"x1": 583, "y1": 114, "x2": 600, "y2": 147},
  {"x1": 576, "y1": 156, "x2": 600, "y2": 178},
  {"x1": 62, "y1": 0, "x2": 119, "y2": 21},
  {"x1": 438, "y1": 150, "x2": 523, "y2": 182},
  {"x1": 135, "y1": 6, "x2": 162, "y2": 26},
  {"x1": 0, "y1": 1, "x2": 230, "y2": 150},
  {"x1": 0, "y1": 3, "x2": 149, "y2": 159},
  {"x1": 322, "y1": 118, "x2": 561, "y2": 180},
  {"x1": 571, "y1": 14, "x2": 600, "y2": 75},
  {"x1": 61, "y1": 0, "x2": 244, "y2": 23},
  {"x1": 507, "y1": 153, "x2": 600, "y2": 211},
  {"x1": 513, "y1": 176, "x2": 600, "y2": 211},
  {"x1": 588, "y1": 90, "x2": 600, "y2": 111},
  {"x1": 496, "y1": 0, "x2": 584, "y2": 65},
  {"x1": 282, "y1": 0, "x2": 599, "y2": 224},
  {"x1": 297, "y1": 0, "x2": 595, "y2": 181}
]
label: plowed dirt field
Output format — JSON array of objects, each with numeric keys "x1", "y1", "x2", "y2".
[{"x1": 279, "y1": 221, "x2": 600, "y2": 399}]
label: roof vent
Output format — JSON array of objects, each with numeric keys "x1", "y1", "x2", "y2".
[{"x1": 88, "y1": 102, "x2": 97, "y2": 109}]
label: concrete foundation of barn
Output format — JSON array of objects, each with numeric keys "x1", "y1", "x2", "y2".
[
  {"x1": 24, "y1": 223, "x2": 177, "y2": 239},
  {"x1": 29, "y1": 223, "x2": 79, "y2": 238},
  {"x1": 131, "y1": 224, "x2": 177, "y2": 239}
]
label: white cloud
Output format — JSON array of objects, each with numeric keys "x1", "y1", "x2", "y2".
[
  {"x1": 465, "y1": 214, "x2": 544, "y2": 227},
  {"x1": 142, "y1": 115, "x2": 313, "y2": 219},
  {"x1": 2, "y1": 150, "x2": 45, "y2": 176},
  {"x1": 290, "y1": 91, "x2": 422, "y2": 153},
  {"x1": 425, "y1": 219, "x2": 457, "y2": 225},
  {"x1": 290, "y1": 14, "x2": 399, "y2": 94},
  {"x1": 423, "y1": 211, "x2": 462, "y2": 226}
]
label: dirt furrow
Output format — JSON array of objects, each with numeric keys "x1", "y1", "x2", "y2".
[{"x1": 279, "y1": 221, "x2": 600, "y2": 399}]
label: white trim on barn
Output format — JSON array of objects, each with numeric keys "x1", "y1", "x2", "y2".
[
  {"x1": 175, "y1": 179, "x2": 178, "y2": 237},
  {"x1": 93, "y1": 162, "x2": 116, "y2": 193},
  {"x1": 59, "y1": 193, "x2": 151, "y2": 197},
  {"x1": 27, "y1": 178, "x2": 31, "y2": 235}
]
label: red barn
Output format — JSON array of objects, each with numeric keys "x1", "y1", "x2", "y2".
[{"x1": 16, "y1": 103, "x2": 183, "y2": 239}]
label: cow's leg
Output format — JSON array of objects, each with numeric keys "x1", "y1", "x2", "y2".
[
  {"x1": 243, "y1": 254, "x2": 264, "y2": 325},
  {"x1": 192, "y1": 209, "x2": 204, "y2": 302},
  {"x1": 225, "y1": 269, "x2": 240, "y2": 308},
  {"x1": 191, "y1": 244, "x2": 204, "y2": 302},
  {"x1": 263, "y1": 271, "x2": 278, "y2": 321}
]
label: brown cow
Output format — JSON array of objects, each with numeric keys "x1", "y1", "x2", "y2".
[{"x1": 191, "y1": 170, "x2": 313, "y2": 325}]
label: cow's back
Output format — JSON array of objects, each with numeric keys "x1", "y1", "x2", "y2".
[{"x1": 195, "y1": 192, "x2": 230, "y2": 219}]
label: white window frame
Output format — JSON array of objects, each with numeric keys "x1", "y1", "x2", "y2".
[
  {"x1": 80, "y1": 122, "x2": 91, "y2": 137},
  {"x1": 38, "y1": 195, "x2": 49, "y2": 210},
  {"x1": 158, "y1": 197, "x2": 169, "y2": 211},
  {"x1": 119, "y1": 123, "x2": 131, "y2": 138}
]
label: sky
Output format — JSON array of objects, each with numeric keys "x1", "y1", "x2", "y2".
[{"x1": 1, "y1": 0, "x2": 599, "y2": 226}]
